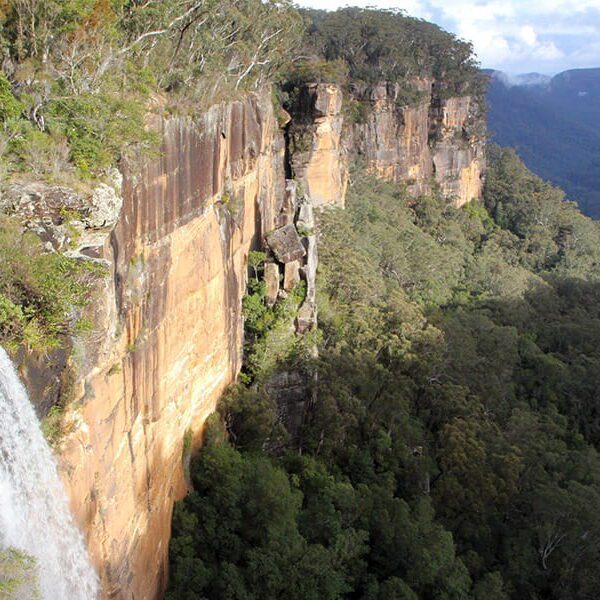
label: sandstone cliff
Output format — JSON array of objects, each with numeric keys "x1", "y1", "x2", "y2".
[
  {"x1": 8, "y1": 75, "x2": 486, "y2": 600},
  {"x1": 22, "y1": 91, "x2": 287, "y2": 599},
  {"x1": 288, "y1": 84, "x2": 347, "y2": 208},
  {"x1": 288, "y1": 81, "x2": 486, "y2": 207}
]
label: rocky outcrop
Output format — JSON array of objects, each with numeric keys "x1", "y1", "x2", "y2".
[
  {"x1": 264, "y1": 262, "x2": 280, "y2": 306},
  {"x1": 26, "y1": 90, "x2": 287, "y2": 600},
  {"x1": 288, "y1": 81, "x2": 486, "y2": 207},
  {"x1": 265, "y1": 224, "x2": 306, "y2": 263},
  {"x1": 430, "y1": 95, "x2": 485, "y2": 206},
  {"x1": 345, "y1": 80, "x2": 434, "y2": 195},
  {"x1": 0, "y1": 172, "x2": 123, "y2": 256},
  {"x1": 287, "y1": 83, "x2": 347, "y2": 207}
]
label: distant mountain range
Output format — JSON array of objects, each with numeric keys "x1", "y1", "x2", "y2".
[{"x1": 485, "y1": 67, "x2": 600, "y2": 219}]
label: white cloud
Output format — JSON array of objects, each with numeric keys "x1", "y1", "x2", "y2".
[
  {"x1": 518, "y1": 26, "x2": 538, "y2": 47},
  {"x1": 294, "y1": 0, "x2": 600, "y2": 74},
  {"x1": 570, "y1": 41, "x2": 600, "y2": 66}
]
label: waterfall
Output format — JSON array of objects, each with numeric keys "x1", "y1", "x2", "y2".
[{"x1": 0, "y1": 347, "x2": 98, "y2": 599}]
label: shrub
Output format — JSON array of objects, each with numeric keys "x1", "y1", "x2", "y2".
[
  {"x1": 0, "y1": 215, "x2": 103, "y2": 352},
  {"x1": 283, "y1": 59, "x2": 348, "y2": 87},
  {"x1": 0, "y1": 74, "x2": 22, "y2": 123},
  {"x1": 0, "y1": 547, "x2": 38, "y2": 598}
]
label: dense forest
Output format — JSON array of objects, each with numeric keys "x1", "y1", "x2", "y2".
[
  {"x1": 168, "y1": 149, "x2": 600, "y2": 599},
  {"x1": 293, "y1": 8, "x2": 482, "y2": 92}
]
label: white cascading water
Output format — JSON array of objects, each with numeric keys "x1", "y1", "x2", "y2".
[{"x1": 0, "y1": 346, "x2": 98, "y2": 599}]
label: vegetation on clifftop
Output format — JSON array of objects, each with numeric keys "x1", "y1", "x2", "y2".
[
  {"x1": 168, "y1": 151, "x2": 600, "y2": 599},
  {"x1": 0, "y1": 0, "x2": 303, "y2": 181},
  {"x1": 284, "y1": 8, "x2": 487, "y2": 100},
  {"x1": 0, "y1": 2, "x2": 486, "y2": 184}
]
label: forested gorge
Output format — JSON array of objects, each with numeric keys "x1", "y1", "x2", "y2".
[
  {"x1": 168, "y1": 150, "x2": 600, "y2": 600},
  {"x1": 0, "y1": 3, "x2": 599, "y2": 599},
  {"x1": 0, "y1": 0, "x2": 303, "y2": 352}
]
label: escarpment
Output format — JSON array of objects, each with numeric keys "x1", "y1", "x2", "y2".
[
  {"x1": 6, "y1": 75, "x2": 486, "y2": 599},
  {"x1": 12, "y1": 91, "x2": 286, "y2": 600},
  {"x1": 287, "y1": 80, "x2": 486, "y2": 207},
  {"x1": 8, "y1": 81, "x2": 485, "y2": 599},
  {"x1": 0, "y1": 4, "x2": 498, "y2": 599}
]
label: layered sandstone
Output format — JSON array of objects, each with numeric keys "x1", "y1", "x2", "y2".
[
  {"x1": 52, "y1": 91, "x2": 285, "y2": 599},
  {"x1": 9, "y1": 74, "x2": 486, "y2": 600},
  {"x1": 287, "y1": 83, "x2": 347, "y2": 207},
  {"x1": 430, "y1": 95, "x2": 485, "y2": 206},
  {"x1": 289, "y1": 81, "x2": 485, "y2": 207},
  {"x1": 345, "y1": 81, "x2": 434, "y2": 195}
]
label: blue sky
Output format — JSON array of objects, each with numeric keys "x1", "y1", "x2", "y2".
[{"x1": 294, "y1": 1, "x2": 600, "y2": 75}]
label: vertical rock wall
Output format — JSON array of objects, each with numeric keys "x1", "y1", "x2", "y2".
[
  {"x1": 430, "y1": 94, "x2": 485, "y2": 206},
  {"x1": 9, "y1": 73, "x2": 486, "y2": 600},
  {"x1": 56, "y1": 91, "x2": 285, "y2": 599},
  {"x1": 289, "y1": 81, "x2": 486, "y2": 207},
  {"x1": 288, "y1": 84, "x2": 347, "y2": 208}
]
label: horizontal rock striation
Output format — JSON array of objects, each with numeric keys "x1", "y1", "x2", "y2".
[{"x1": 288, "y1": 81, "x2": 486, "y2": 208}]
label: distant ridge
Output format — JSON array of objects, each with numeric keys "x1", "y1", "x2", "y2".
[
  {"x1": 485, "y1": 70, "x2": 551, "y2": 88},
  {"x1": 485, "y1": 67, "x2": 600, "y2": 219}
]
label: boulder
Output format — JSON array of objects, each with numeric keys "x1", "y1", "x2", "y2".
[
  {"x1": 0, "y1": 179, "x2": 124, "y2": 251},
  {"x1": 283, "y1": 261, "x2": 301, "y2": 291},
  {"x1": 265, "y1": 224, "x2": 306, "y2": 263},
  {"x1": 264, "y1": 262, "x2": 280, "y2": 306},
  {"x1": 85, "y1": 183, "x2": 123, "y2": 229}
]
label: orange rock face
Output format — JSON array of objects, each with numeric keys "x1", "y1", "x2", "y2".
[
  {"x1": 350, "y1": 84, "x2": 485, "y2": 205},
  {"x1": 292, "y1": 81, "x2": 485, "y2": 207},
  {"x1": 50, "y1": 79, "x2": 484, "y2": 600},
  {"x1": 431, "y1": 95, "x2": 485, "y2": 207},
  {"x1": 301, "y1": 84, "x2": 348, "y2": 207},
  {"x1": 346, "y1": 82, "x2": 434, "y2": 196},
  {"x1": 56, "y1": 92, "x2": 285, "y2": 599},
  {"x1": 289, "y1": 83, "x2": 348, "y2": 208}
]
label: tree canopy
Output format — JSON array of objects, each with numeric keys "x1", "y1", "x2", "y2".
[
  {"x1": 289, "y1": 8, "x2": 485, "y2": 96},
  {"x1": 168, "y1": 151, "x2": 600, "y2": 599}
]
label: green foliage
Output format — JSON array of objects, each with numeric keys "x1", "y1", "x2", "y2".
[
  {"x1": 394, "y1": 85, "x2": 429, "y2": 108},
  {"x1": 0, "y1": 73, "x2": 22, "y2": 123},
  {"x1": 218, "y1": 385, "x2": 287, "y2": 453},
  {"x1": 282, "y1": 59, "x2": 349, "y2": 87},
  {"x1": 0, "y1": 547, "x2": 39, "y2": 599},
  {"x1": 247, "y1": 250, "x2": 267, "y2": 281},
  {"x1": 485, "y1": 146, "x2": 600, "y2": 279},
  {"x1": 242, "y1": 271, "x2": 307, "y2": 382},
  {"x1": 299, "y1": 8, "x2": 485, "y2": 96},
  {"x1": 0, "y1": 0, "x2": 304, "y2": 179},
  {"x1": 344, "y1": 98, "x2": 370, "y2": 125},
  {"x1": 0, "y1": 215, "x2": 102, "y2": 352},
  {"x1": 170, "y1": 154, "x2": 600, "y2": 599},
  {"x1": 41, "y1": 405, "x2": 66, "y2": 447}
]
